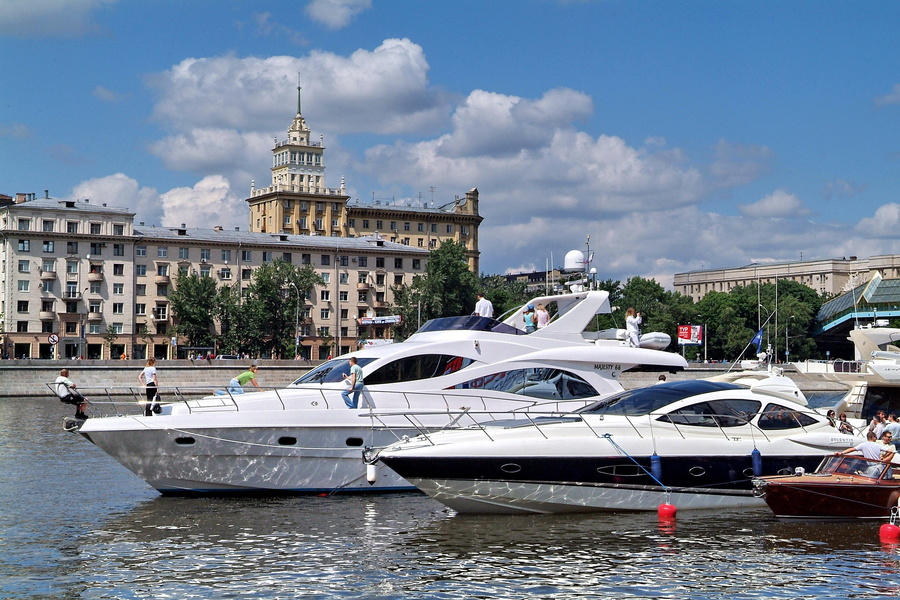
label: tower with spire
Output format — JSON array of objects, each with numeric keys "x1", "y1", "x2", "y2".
[{"x1": 247, "y1": 78, "x2": 349, "y2": 235}]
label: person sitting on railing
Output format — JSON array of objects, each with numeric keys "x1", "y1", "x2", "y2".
[{"x1": 54, "y1": 368, "x2": 89, "y2": 420}]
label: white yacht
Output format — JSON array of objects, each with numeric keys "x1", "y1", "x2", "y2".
[
  {"x1": 793, "y1": 325, "x2": 900, "y2": 421},
  {"x1": 69, "y1": 291, "x2": 687, "y2": 494},
  {"x1": 374, "y1": 372, "x2": 862, "y2": 514}
]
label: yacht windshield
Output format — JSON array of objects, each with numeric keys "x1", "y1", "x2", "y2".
[
  {"x1": 292, "y1": 358, "x2": 377, "y2": 384},
  {"x1": 577, "y1": 380, "x2": 743, "y2": 416},
  {"x1": 416, "y1": 315, "x2": 524, "y2": 335}
]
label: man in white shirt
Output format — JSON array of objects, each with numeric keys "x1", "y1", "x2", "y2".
[{"x1": 474, "y1": 293, "x2": 494, "y2": 318}]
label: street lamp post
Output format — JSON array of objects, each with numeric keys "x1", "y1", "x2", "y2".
[
  {"x1": 289, "y1": 282, "x2": 300, "y2": 360},
  {"x1": 785, "y1": 315, "x2": 794, "y2": 362}
]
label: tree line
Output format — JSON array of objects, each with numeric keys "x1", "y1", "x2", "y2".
[{"x1": 164, "y1": 239, "x2": 829, "y2": 362}]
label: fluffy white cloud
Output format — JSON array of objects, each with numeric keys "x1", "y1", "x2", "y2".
[
  {"x1": 855, "y1": 203, "x2": 900, "y2": 238},
  {"x1": 159, "y1": 175, "x2": 246, "y2": 230},
  {"x1": 0, "y1": 0, "x2": 115, "y2": 37},
  {"x1": 305, "y1": 0, "x2": 372, "y2": 30},
  {"x1": 737, "y1": 189, "x2": 811, "y2": 218},
  {"x1": 146, "y1": 39, "x2": 447, "y2": 135},
  {"x1": 66, "y1": 173, "x2": 160, "y2": 225}
]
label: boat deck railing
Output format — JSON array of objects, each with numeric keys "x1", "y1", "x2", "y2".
[
  {"x1": 47, "y1": 383, "x2": 596, "y2": 420},
  {"x1": 371, "y1": 405, "x2": 852, "y2": 448}
]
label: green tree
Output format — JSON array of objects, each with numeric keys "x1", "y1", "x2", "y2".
[
  {"x1": 241, "y1": 260, "x2": 323, "y2": 358},
  {"x1": 169, "y1": 271, "x2": 219, "y2": 348},
  {"x1": 390, "y1": 240, "x2": 479, "y2": 339},
  {"x1": 102, "y1": 324, "x2": 119, "y2": 358},
  {"x1": 479, "y1": 274, "x2": 529, "y2": 319}
]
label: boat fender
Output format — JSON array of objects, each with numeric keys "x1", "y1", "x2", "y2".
[
  {"x1": 658, "y1": 503, "x2": 677, "y2": 520},
  {"x1": 879, "y1": 523, "x2": 900, "y2": 542},
  {"x1": 651, "y1": 453, "x2": 662, "y2": 481},
  {"x1": 366, "y1": 463, "x2": 378, "y2": 485},
  {"x1": 751, "y1": 448, "x2": 763, "y2": 476}
]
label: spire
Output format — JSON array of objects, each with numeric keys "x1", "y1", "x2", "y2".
[{"x1": 296, "y1": 73, "x2": 302, "y2": 116}]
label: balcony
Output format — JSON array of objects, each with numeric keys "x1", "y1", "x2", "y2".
[
  {"x1": 155, "y1": 275, "x2": 171, "y2": 285},
  {"x1": 87, "y1": 271, "x2": 103, "y2": 282},
  {"x1": 373, "y1": 301, "x2": 387, "y2": 308},
  {"x1": 39, "y1": 311, "x2": 56, "y2": 321},
  {"x1": 87, "y1": 312, "x2": 102, "y2": 322},
  {"x1": 152, "y1": 313, "x2": 168, "y2": 322},
  {"x1": 40, "y1": 270, "x2": 57, "y2": 281},
  {"x1": 357, "y1": 282, "x2": 370, "y2": 291}
]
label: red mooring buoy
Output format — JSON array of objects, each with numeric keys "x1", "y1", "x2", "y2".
[
  {"x1": 658, "y1": 503, "x2": 677, "y2": 520},
  {"x1": 880, "y1": 522, "x2": 900, "y2": 542}
]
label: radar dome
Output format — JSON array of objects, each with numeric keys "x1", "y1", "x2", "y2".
[{"x1": 563, "y1": 250, "x2": 586, "y2": 272}]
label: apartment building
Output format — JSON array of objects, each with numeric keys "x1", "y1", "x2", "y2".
[
  {"x1": 246, "y1": 85, "x2": 483, "y2": 272},
  {"x1": 1, "y1": 194, "x2": 428, "y2": 360}
]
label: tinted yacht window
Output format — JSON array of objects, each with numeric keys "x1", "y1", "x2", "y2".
[
  {"x1": 758, "y1": 403, "x2": 818, "y2": 430},
  {"x1": 448, "y1": 368, "x2": 598, "y2": 400},
  {"x1": 292, "y1": 358, "x2": 377, "y2": 384},
  {"x1": 363, "y1": 355, "x2": 475, "y2": 385},
  {"x1": 659, "y1": 399, "x2": 761, "y2": 427}
]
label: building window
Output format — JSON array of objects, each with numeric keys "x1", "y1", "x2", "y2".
[
  {"x1": 394, "y1": 274, "x2": 403, "y2": 286},
  {"x1": 113, "y1": 322, "x2": 123, "y2": 334},
  {"x1": 413, "y1": 259, "x2": 421, "y2": 270},
  {"x1": 66, "y1": 261, "x2": 78, "y2": 274},
  {"x1": 363, "y1": 219, "x2": 369, "y2": 229},
  {"x1": 136, "y1": 303, "x2": 146, "y2": 315},
  {"x1": 17, "y1": 260, "x2": 30, "y2": 273},
  {"x1": 262, "y1": 252, "x2": 272, "y2": 263},
  {"x1": 321, "y1": 255, "x2": 330, "y2": 266},
  {"x1": 136, "y1": 246, "x2": 147, "y2": 257},
  {"x1": 394, "y1": 258, "x2": 403, "y2": 269},
  {"x1": 41, "y1": 259, "x2": 55, "y2": 272},
  {"x1": 89, "y1": 323, "x2": 100, "y2": 334},
  {"x1": 242, "y1": 268, "x2": 252, "y2": 280},
  {"x1": 282, "y1": 253, "x2": 292, "y2": 263},
  {"x1": 42, "y1": 220, "x2": 54, "y2": 232},
  {"x1": 446, "y1": 224, "x2": 453, "y2": 233},
  {"x1": 90, "y1": 223, "x2": 102, "y2": 234},
  {"x1": 320, "y1": 309, "x2": 330, "y2": 320},
  {"x1": 221, "y1": 249, "x2": 231, "y2": 262},
  {"x1": 417, "y1": 238, "x2": 424, "y2": 247},
  {"x1": 339, "y1": 273, "x2": 349, "y2": 284},
  {"x1": 89, "y1": 282, "x2": 101, "y2": 294},
  {"x1": 358, "y1": 291, "x2": 368, "y2": 302},
  {"x1": 136, "y1": 284, "x2": 146, "y2": 296},
  {"x1": 66, "y1": 222, "x2": 78, "y2": 233},
  {"x1": 111, "y1": 283, "x2": 124, "y2": 294},
  {"x1": 43, "y1": 281, "x2": 54, "y2": 294},
  {"x1": 376, "y1": 257, "x2": 385, "y2": 268},
  {"x1": 17, "y1": 300, "x2": 29, "y2": 312},
  {"x1": 358, "y1": 257, "x2": 368, "y2": 267},
  {"x1": 113, "y1": 244, "x2": 125, "y2": 256},
  {"x1": 42, "y1": 240, "x2": 54, "y2": 252},
  {"x1": 348, "y1": 218, "x2": 355, "y2": 228},
  {"x1": 200, "y1": 248, "x2": 211, "y2": 261},
  {"x1": 404, "y1": 222, "x2": 411, "y2": 231},
  {"x1": 321, "y1": 290, "x2": 330, "y2": 301},
  {"x1": 136, "y1": 265, "x2": 147, "y2": 276},
  {"x1": 113, "y1": 224, "x2": 125, "y2": 236},
  {"x1": 179, "y1": 247, "x2": 189, "y2": 259},
  {"x1": 113, "y1": 303, "x2": 124, "y2": 314},
  {"x1": 18, "y1": 219, "x2": 31, "y2": 231},
  {"x1": 321, "y1": 273, "x2": 331, "y2": 284},
  {"x1": 157, "y1": 285, "x2": 169, "y2": 296},
  {"x1": 17, "y1": 321, "x2": 28, "y2": 332},
  {"x1": 417, "y1": 223, "x2": 424, "y2": 232},
  {"x1": 156, "y1": 264, "x2": 169, "y2": 277},
  {"x1": 339, "y1": 291, "x2": 349, "y2": 302},
  {"x1": 18, "y1": 239, "x2": 30, "y2": 251},
  {"x1": 219, "y1": 268, "x2": 232, "y2": 280},
  {"x1": 90, "y1": 242, "x2": 102, "y2": 255},
  {"x1": 241, "y1": 250, "x2": 252, "y2": 261},
  {"x1": 430, "y1": 223, "x2": 437, "y2": 233},
  {"x1": 157, "y1": 247, "x2": 168, "y2": 258},
  {"x1": 200, "y1": 267, "x2": 211, "y2": 277}
]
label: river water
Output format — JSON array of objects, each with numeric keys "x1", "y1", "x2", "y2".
[{"x1": 3, "y1": 396, "x2": 900, "y2": 599}]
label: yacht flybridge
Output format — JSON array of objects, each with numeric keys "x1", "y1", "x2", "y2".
[{"x1": 69, "y1": 291, "x2": 687, "y2": 494}]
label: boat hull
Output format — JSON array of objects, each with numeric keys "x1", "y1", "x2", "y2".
[
  {"x1": 80, "y1": 417, "x2": 426, "y2": 493},
  {"x1": 379, "y1": 453, "x2": 827, "y2": 514},
  {"x1": 758, "y1": 475, "x2": 900, "y2": 519}
]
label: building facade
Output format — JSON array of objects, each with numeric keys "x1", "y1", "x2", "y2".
[
  {"x1": 672, "y1": 255, "x2": 900, "y2": 302},
  {"x1": 1, "y1": 194, "x2": 428, "y2": 360},
  {"x1": 246, "y1": 85, "x2": 483, "y2": 272}
]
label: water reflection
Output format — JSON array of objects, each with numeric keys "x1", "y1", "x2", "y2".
[{"x1": 4, "y1": 397, "x2": 900, "y2": 599}]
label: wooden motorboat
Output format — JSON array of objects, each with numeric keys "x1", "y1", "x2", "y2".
[{"x1": 754, "y1": 455, "x2": 900, "y2": 519}]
